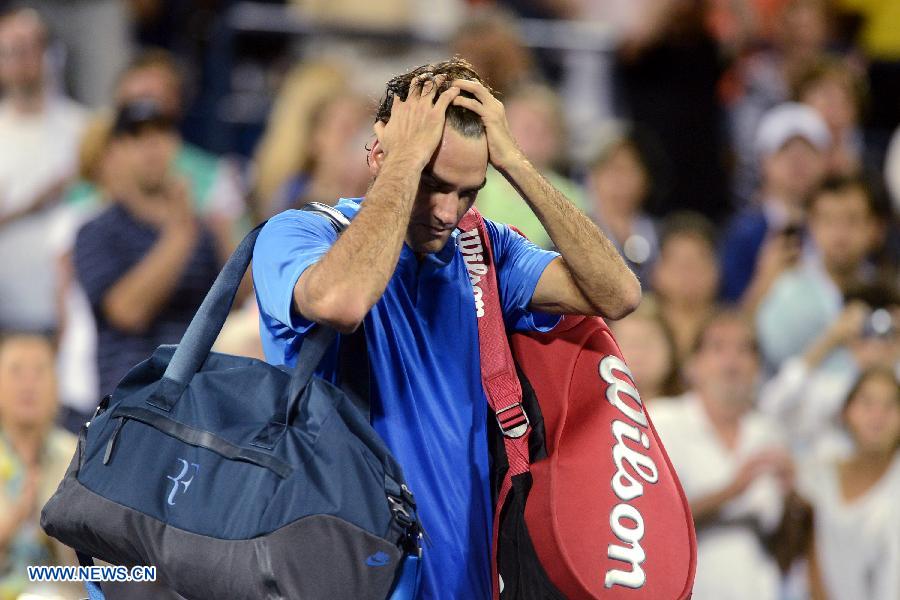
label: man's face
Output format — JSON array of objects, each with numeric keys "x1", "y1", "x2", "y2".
[
  {"x1": 0, "y1": 337, "x2": 57, "y2": 429},
  {"x1": 0, "y1": 13, "x2": 45, "y2": 95},
  {"x1": 809, "y1": 187, "x2": 875, "y2": 274},
  {"x1": 691, "y1": 318, "x2": 760, "y2": 412},
  {"x1": 114, "y1": 126, "x2": 179, "y2": 195},
  {"x1": 763, "y1": 137, "x2": 826, "y2": 202},
  {"x1": 402, "y1": 125, "x2": 488, "y2": 255}
]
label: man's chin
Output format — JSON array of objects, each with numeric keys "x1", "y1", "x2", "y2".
[{"x1": 409, "y1": 233, "x2": 451, "y2": 256}]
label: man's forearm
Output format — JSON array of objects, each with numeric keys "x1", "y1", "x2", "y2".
[
  {"x1": 296, "y1": 152, "x2": 423, "y2": 330},
  {"x1": 497, "y1": 157, "x2": 641, "y2": 317}
]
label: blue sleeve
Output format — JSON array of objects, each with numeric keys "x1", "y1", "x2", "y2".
[
  {"x1": 251, "y1": 210, "x2": 338, "y2": 334},
  {"x1": 73, "y1": 217, "x2": 128, "y2": 311},
  {"x1": 485, "y1": 219, "x2": 560, "y2": 332}
]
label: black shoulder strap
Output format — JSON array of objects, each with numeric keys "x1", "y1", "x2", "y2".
[
  {"x1": 303, "y1": 201, "x2": 352, "y2": 234},
  {"x1": 300, "y1": 202, "x2": 372, "y2": 423}
]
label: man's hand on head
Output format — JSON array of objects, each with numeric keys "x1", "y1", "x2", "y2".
[
  {"x1": 374, "y1": 73, "x2": 461, "y2": 170},
  {"x1": 450, "y1": 79, "x2": 524, "y2": 172},
  {"x1": 448, "y1": 79, "x2": 641, "y2": 320}
]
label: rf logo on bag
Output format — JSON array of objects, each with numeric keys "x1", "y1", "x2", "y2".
[{"x1": 166, "y1": 458, "x2": 200, "y2": 506}]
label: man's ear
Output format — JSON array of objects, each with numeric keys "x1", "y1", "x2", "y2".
[{"x1": 369, "y1": 122, "x2": 387, "y2": 177}]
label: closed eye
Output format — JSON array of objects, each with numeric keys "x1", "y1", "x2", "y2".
[{"x1": 421, "y1": 171, "x2": 486, "y2": 197}]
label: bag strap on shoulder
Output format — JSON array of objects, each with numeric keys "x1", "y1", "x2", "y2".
[
  {"x1": 304, "y1": 201, "x2": 351, "y2": 233},
  {"x1": 150, "y1": 201, "x2": 369, "y2": 422},
  {"x1": 457, "y1": 208, "x2": 531, "y2": 600},
  {"x1": 299, "y1": 202, "x2": 372, "y2": 423},
  {"x1": 149, "y1": 221, "x2": 268, "y2": 410}
]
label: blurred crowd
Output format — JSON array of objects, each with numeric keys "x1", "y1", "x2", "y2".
[{"x1": 0, "y1": 0, "x2": 898, "y2": 599}]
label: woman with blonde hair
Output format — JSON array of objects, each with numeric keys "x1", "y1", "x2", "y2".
[{"x1": 252, "y1": 61, "x2": 356, "y2": 216}]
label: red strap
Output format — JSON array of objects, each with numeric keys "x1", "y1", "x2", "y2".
[{"x1": 458, "y1": 208, "x2": 531, "y2": 600}]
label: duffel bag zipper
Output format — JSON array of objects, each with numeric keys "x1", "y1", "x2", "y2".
[
  {"x1": 97, "y1": 407, "x2": 292, "y2": 477},
  {"x1": 103, "y1": 416, "x2": 127, "y2": 465}
]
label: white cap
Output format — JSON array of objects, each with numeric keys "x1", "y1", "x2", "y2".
[{"x1": 755, "y1": 102, "x2": 831, "y2": 158}]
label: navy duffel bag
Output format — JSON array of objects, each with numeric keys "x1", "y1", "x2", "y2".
[{"x1": 41, "y1": 224, "x2": 423, "y2": 600}]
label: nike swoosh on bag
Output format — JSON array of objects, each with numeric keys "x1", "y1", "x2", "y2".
[{"x1": 365, "y1": 552, "x2": 391, "y2": 567}]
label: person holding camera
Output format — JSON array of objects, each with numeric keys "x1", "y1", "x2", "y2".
[
  {"x1": 756, "y1": 175, "x2": 897, "y2": 460},
  {"x1": 720, "y1": 103, "x2": 829, "y2": 305}
]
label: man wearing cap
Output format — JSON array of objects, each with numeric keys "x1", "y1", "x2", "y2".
[
  {"x1": 73, "y1": 100, "x2": 225, "y2": 399},
  {"x1": 720, "y1": 102, "x2": 830, "y2": 306}
]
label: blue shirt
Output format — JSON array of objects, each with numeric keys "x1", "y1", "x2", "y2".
[
  {"x1": 719, "y1": 207, "x2": 769, "y2": 302},
  {"x1": 252, "y1": 198, "x2": 559, "y2": 599}
]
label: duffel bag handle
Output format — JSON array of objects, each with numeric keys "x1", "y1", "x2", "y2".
[
  {"x1": 149, "y1": 222, "x2": 267, "y2": 410},
  {"x1": 149, "y1": 221, "x2": 344, "y2": 419}
]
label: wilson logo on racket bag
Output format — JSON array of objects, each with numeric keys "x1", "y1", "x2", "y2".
[
  {"x1": 459, "y1": 229, "x2": 487, "y2": 318},
  {"x1": 599, "y1": 356, "x2": 659, "y2": 590}
]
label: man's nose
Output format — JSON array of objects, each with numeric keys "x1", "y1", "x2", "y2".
[{"x1": 432, "y1": 193, "x2": 459, "y2": 227}]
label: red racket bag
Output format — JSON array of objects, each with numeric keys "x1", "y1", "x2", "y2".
[{"x1": 458, "y1": 209, "x2": 696, "y2": 600}]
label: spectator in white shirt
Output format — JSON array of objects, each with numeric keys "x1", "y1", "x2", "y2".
[
  {"x1": 0, "y1": 8, "x2": 86, "y2": 332},
  {"x1": 800, "y1": 367, "x2": 900, "y2": 600},
  {"x1": 652, "y1": 310, "x2": 794, "y2": 600}
]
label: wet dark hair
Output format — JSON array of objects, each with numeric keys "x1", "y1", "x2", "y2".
[{"x1": 375, "y1": 57, "x2": 488, "y2": 139}]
